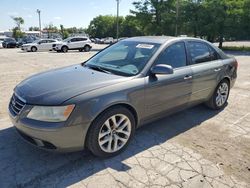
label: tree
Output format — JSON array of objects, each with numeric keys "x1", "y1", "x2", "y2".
[
  {"x1": 131, "y1": 0, "x2": 249, "y2": 47},
  {"x1": 12, "y1": 27, "x2": 24, "y2": 39},
  {"x1": 29, "y1": 27, "x2": 40, "y2": 31},
  {"x1": 59, "y1": 24, "x2": 69, "y2": 39},
  {"x1": 87, "y1": 15, "x2": 121, "y2": 38},
  {"x1": 43, "y1": 23, "x2": 58, "y2": 38},
  {"x1": 120, "y1": 15, "x2": 143, "y2": 37},
  {"x1": 131, "y1": 0, "x2": 176, "y2": 35},
  {"x1": 12, "y1": 17, "x2": 24, "y2": 30},
  {"x1": 11, "y1": 17, "x2": 25, "y2": 39}
]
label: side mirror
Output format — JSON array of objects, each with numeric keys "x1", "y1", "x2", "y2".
[
  {"x1": 37, "y1": 42, "x2": 41, "y2": 44},
  {"x1": 67, "y1": 41, "x2": 71, "y2": 43},
  {"x1": 151, "y1": 64, "x2": 174, "y2": 75}
]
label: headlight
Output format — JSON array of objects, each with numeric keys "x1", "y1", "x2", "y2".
[{"x1": 27, "y1": 105, "x2": 75, "y2": 122}]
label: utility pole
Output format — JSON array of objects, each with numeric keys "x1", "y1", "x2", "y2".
[
  {"x1": 175, "y1": 0, "x2": 179, "y2": 36},
  {"x1": 116, "y1": 0, "x2": 120, "y2": 40},
  {"x1": 37, "y1": 9, "x2": 42, "y2": 37}
]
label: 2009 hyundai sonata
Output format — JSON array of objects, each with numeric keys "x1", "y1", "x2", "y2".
[{"x1": 9, "y1": 36, "x2": 237, "y2": 157}]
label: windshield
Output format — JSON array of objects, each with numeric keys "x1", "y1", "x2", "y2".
[
  {"x1": 85, "y1": 41, "x2": 160, "y2": 76},
  {"x1": 33, "y1": 39, "x2": 41, "y2": 43},
  {"x1": 63, "y1": 38, "x2": 70, "y2": 42}
]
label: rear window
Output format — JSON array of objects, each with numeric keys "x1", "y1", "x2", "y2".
[{"x1": 187, "y1": 41, "x2": 212, "y2": 64}]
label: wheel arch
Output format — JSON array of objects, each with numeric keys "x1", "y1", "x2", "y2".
[
  {"x1": 84, "y1": 102, "x2": 139, "y2": 148},
  {"x1": 31, "y1": 46, "x2": 37, "y2": 51},
  {"x1": 220, "y1": 76, "x2": 231, "y2": 88},
  {"x1": 61, "y1": 45, "x2": 68, "y2": 50},
  {"x1": 93, "y1": 102, "x2": 138, "y2": 128}
]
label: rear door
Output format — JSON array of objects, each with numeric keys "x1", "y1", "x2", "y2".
[
  {"x1": 77, "y1": 38, "x2": 87, "y2": 48},
  {"x1": 45, "y1": 39, "x2": 55, "y2": 50},
  {"x1": 144, "y1": 42, "x2": 193, "y2": 118},
  {"x1": 186, "y1": 41, "x2": 223, "y2": 103}
]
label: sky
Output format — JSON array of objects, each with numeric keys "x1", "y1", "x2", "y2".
[{"x1": 0, "y1": 0, "x2": 135, "y2": 31}]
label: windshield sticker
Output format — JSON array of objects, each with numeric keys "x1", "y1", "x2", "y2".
[{"x1": 136, "y1": 44, "x2": 154, "y2": 49}]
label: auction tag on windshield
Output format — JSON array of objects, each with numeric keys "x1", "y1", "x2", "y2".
[{"x1": 136, "y1": 44, "x2": 154, "y2": 49}]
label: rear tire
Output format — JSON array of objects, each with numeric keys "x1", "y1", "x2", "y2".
[
  {"x1": 205, "y1": 79, "x2": 230, "y2": 110},
  {"x1": 86, "y1": 106, "x2": 135, "y2": 158},
  {"x1": 31, "y1": 46, "x2": 37, "y2": 52}
]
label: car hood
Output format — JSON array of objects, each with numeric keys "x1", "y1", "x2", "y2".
[
  {"x1": 22, "y1": 43, "x2": 37, "y2": 46},
  {"x1": 56, "y1": 42, "x2": 67, "y2": 45},
  {"x1": 14, "y1": 65, "x2": 131, "y2": 105}
]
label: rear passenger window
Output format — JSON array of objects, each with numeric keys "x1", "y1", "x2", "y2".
[
  {"x1": 71, "y1": 38, "x2": 77, "y2": 42},
  {"x1": 187, "y1": 41, "x2": 212, "y2": 64},
  {"x1": 155, "y1": 42, "x2": 187, "y2": 68},
  {"x1": 47, "y1": 40, "x2": 54, "y2": 43},
  {"x1": 208, "y1": 45, "x2": 220, "y2": 61}
]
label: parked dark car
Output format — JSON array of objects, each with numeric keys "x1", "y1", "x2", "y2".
[
  {"x1": 17, "y1": 37, "x2": 37, "y2": 47},
  {"x1": 9, "y1": 37, "x2": 237, "y2": 157},
  {"x1": 2, "y1": 38, "x2": 17, "y2": 48}
]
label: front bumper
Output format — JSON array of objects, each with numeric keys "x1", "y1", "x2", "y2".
[
  {"x1": 9, "y1": 104, "x2": 90, "y2": 152},
  {"x1": 53, "y1": 46, "x2": 61, "y2": 51},
  {"x1": 21, "y1": 46, "x2": 29, "y2": 51}
]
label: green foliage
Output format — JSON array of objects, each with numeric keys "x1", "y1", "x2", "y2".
[
  {"x1": 87, "y1": 15, "x2": 122, "y2": 38},
  {"x1": 221, "y1": 46, "x2": 250, "y2": 52},
  {"x1": 59, "y1": 25, "x2": 69, "y2": 39},
  {"x1": 28, "y1": 27, "x2": 40, "y2": 31},
  {"x1": 12, "y1": 27, "x2": 24, "y2": 39},
  {"x1": 126, "y1": 0, "x2": 250, "y2": 47},
  {"x1": 12, "y1": 17, "x2": 24, "y2": 30}
]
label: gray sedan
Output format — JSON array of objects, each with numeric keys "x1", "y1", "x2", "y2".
[{"x1": 9, "y1": 36, "x2": 237, "y2": 157}]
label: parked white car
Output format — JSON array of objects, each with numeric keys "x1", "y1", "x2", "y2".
[
  {"x1": 21, "y1": 39, "x2": 58, "y2": 52},
  {"x1": 101, "y1": 37, "x2": 114, "y2": 44},
  {"x1": 53, "y1": 37, "x2": 92, "y2": 53}
]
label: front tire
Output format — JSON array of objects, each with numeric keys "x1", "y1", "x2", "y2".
[
  {"x1": 61, "y1": 46, "x2": 68, "y2": 53},
  {"x1": 31, "y1": 46, "x2": 37, "y2": 52},
  {"x1": 86, "y1": 106, "x2": 135, "y2": 157},
  {"x1": 206, "y1": 79, "x2": 230, "y2": 110},
  {"x1": 84, "y1": 45, "x2": 91, "y2": 52}
]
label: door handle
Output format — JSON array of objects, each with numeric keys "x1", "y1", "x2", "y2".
[
  {"x1": 184, "y1": 75, "x2": 192, "y2": 80},
  {"x1": 214, "y1": 68, "x2": 221, "y2": 72}
]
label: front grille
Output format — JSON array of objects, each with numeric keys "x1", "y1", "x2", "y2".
[{"x1": 9, "y1": 94, "x2": 26, "y2": 116}]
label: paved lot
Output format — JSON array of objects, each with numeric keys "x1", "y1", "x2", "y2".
[{"x1": 0, "y1": 47, "x2": 249, "y2": 188}]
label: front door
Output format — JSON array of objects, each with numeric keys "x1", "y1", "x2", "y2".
[{"x1": 144, "y1": 42, "x2": 193, "y2": 118}]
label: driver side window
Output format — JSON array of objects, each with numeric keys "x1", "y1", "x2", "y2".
[{"x1": 155, "y1": 42, "x2": 187, "y2": 68}]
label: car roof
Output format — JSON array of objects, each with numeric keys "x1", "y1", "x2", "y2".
[
  {"x1": 125, "y1": 36, "x2": 175, "y2": 44},
  {"x1": 124, "y1": 36, "x2": 210, "y2": 45},
  {"x1": 68, "y1": 36, "x2": 87, "y2": 39}
]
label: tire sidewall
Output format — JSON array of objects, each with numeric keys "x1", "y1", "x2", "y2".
[
  {"x1": 87, "y1": 106, "x2": 136, "y2": 157},
  {"x1": 31, "y1": 46, "x2": 37, "y2": 52},
  {"x1": 84, "y1": 45, "x2": 90, "y2": 52},
  {"x1": 212, "y1": 80, "x2": 230, "y2": 110},
  {"x1": 61, "y1": 46, "x2": 68, "y2": 53}
]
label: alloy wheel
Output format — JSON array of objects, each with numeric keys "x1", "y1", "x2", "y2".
[
  {"x1": 216, "y1": 82, "x2": 229, "y2": 107},
  {"x1": 98, "y1": 114, "x2": 131, "y2": 153}
]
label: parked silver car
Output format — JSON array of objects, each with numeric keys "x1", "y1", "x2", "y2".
[
  {"x1": 21, "y1": 39, "x2": 58, "y2": 52},
  {"x1": 9, "y1": 36, "x2": 237, "y2": 157}
]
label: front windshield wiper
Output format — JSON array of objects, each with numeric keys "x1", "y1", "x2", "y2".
[{"x1": 85, "y1": 64, "x2": 113, "y2": 74}]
